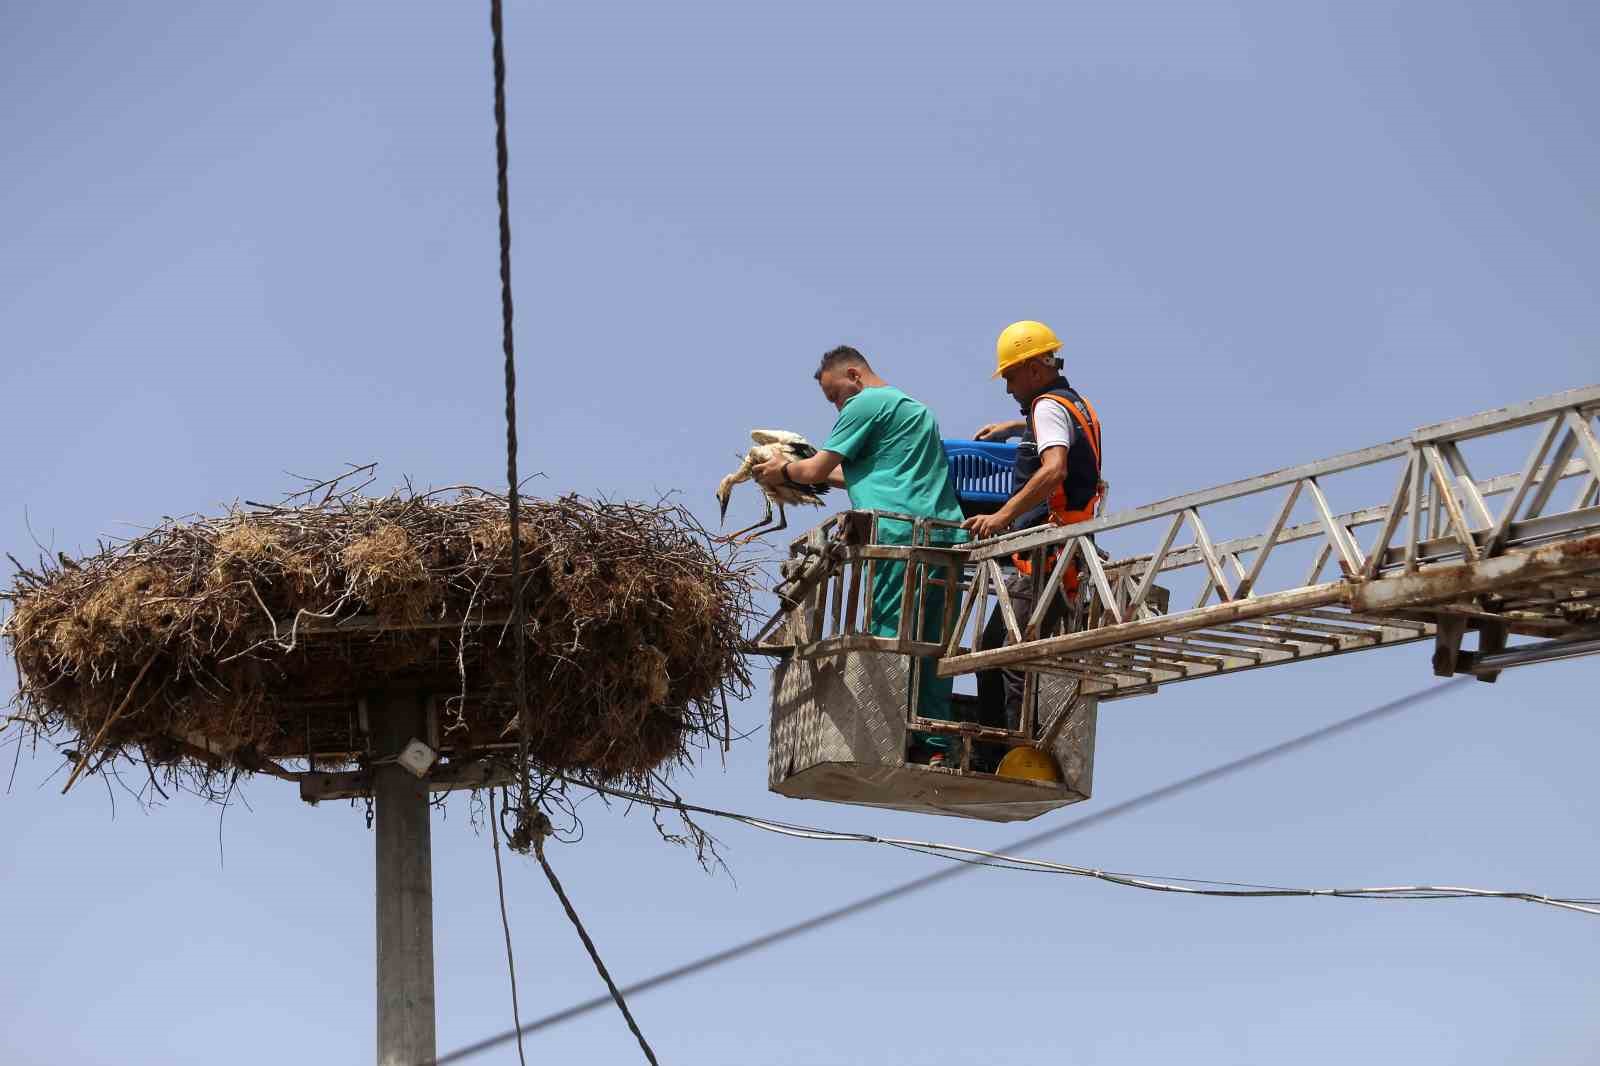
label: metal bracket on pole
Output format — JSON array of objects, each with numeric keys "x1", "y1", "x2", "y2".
[{"x1": 300, "y1": 757, "x2": 519, "y2": 803}]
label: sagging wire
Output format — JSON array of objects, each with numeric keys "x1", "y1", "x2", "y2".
[
  {"x1": 427, "y1": 681, "x2": 1484, "y2": 1064},
  {"x1": 570, "y1": 780, "x2": 1600, "y2": 918}
]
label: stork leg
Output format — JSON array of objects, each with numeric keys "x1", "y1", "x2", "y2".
[
  {"x1": 718, "y1": 493, "x2": 775, "y2": 544},
  {"x1": 731, "y1": 499, "x2": 791, "y2": 545}
]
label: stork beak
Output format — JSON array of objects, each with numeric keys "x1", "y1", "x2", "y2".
[{"x1": 717, "y1": 493, "x2": 729, "y2": 525}]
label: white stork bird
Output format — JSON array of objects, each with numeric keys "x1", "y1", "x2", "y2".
[{"x1": 715, "y1": 429, "x2": 833, "y2": 543}]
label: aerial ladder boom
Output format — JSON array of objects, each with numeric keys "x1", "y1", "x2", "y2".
[
  {"x1": 936, "y1": 383, "x2": 1600, "y2": 694},
  {"x1": 755, "y1": 385, "x2": 1600, "y2": 821}
]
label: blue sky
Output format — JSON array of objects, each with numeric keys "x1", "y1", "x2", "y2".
[{"x1": 3, "y1": 2, "x2": 1598, "y2": 1063}]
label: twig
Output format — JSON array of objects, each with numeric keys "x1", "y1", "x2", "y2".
[{"x1": 61, "y1": 650, "x2": 160, "y2": 795}]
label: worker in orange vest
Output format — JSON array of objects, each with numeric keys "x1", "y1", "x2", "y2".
[{"x1": 963, "y1": 320, "x2": 1104, "y2": 755}]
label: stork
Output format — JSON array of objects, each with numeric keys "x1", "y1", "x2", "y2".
[{"x1": 715, "y1": 429, "x2": 832, "y2": 543}]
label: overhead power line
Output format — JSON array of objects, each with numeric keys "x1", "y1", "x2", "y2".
[
  {"x1": 431, "y1": 678, "x2": 1474, "y2": 1065},
  {"x1": 580, "y1": 784, "x2": 1600, "y2": 916}
]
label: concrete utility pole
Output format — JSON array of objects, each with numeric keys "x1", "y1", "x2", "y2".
[{"x1": 372, "y1": 689, "x2": 437, "y2": 1066}]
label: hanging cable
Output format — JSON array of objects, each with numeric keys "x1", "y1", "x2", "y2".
[
  {"x1": 530, "y1": 816, "x2": 662, "y2": 1066},
  {"x1": 431, "y1": 678, "x2": 1492, "y2": 1064},
  {"x1": 573, "y1": 780, "x2": 1600, "y2": 916},
  {"x1": 488, "y1": 0, "x2": 528, "y2": 810},
  {"x1": 484, "y1": 6, "x2": 660, "y2": 1063},
  {"x1": 486, "y1": 790, "x2": 528, "y2": 1066},
  {"x1": 486, "y1": 3, "x2": 534, "y2": 1061}
]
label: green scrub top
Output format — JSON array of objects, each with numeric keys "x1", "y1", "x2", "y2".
[
  {"x1": 823, "y1": 384, "x2": 966, "y2": 748},
  {"x1": 822, "y1": 385, "x2": 966, "y2": 537}
]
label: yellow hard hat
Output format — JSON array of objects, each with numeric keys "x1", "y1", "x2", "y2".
[
  {"x1": 993, "y1": 320, "x2": 1063, "y2": 379},
  {"x1": 995, "y1": 746, "x2": 1063, "y2": 783}
]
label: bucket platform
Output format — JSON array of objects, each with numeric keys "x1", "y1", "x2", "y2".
[
  {"x1": 753, "y1": 510, "x2": 1128, "y2": 822},
  {"x1": 768, "y1": 654, "x2": 1095, "y2": 822}
]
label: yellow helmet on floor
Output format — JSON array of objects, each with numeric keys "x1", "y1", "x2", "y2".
[
  {"x1": 995, "y1": 746, "x2": 1063, "y2": 782},
  {"x1": 993, "y1": 320, "x2": 1063, "y2": 379}
]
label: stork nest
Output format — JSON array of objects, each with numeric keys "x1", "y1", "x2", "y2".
[{"x1": 1, "y1": 477, "x2": 757, "y2": 803}]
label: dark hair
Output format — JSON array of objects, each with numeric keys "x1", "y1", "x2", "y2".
[{"x1": 814, "y1": 345, "x2": 871, "y2": 381}]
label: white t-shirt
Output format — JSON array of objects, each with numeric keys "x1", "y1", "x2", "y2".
[{"x1": 1031, "y1": 396, "x2": 1076, "y2": 454}]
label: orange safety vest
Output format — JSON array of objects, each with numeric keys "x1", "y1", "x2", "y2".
[{"x1": 1013, "y1": 390, "x2": 1104, "y2": 593}]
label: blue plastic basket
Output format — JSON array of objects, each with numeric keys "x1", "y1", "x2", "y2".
[{"x1": 943, "y1": 439, "x2": 1017, "y2": 506}]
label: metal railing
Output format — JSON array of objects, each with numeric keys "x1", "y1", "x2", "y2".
[
  {"x1": 753, "y1": 509, "x2": 1088, "y2": 763},
  {"x1": 752, "y1": 509, "x2": 968, "y2": 658}
]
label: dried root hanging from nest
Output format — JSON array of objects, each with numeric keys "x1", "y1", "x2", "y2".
[{"x1": 1, "y1": 470, "x2": 760, "y2": 829}]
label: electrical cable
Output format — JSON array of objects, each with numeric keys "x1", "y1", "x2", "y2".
[
  {"x1": 573, "y1": 781, "x2": 1600, "y2": 915},
  {"x1": 534, "y1": 831, "x2": 662, "y2": 1065},
  {"x1": 429, "y1": 678, "x2": 1475, "y2": 1064},
  {"x1": 486, "y1": 790, "x2": 528, "y2": 1066}
]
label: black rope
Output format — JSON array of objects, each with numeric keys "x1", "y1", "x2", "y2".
[
  {"x1": 536, "y1": 831, "x2": 662, "y2": 1066},
  {"x1": 488, "y1": 0, "x2": 529, "y2": 806},
  {"x1": 487, "y1": 4, "x2": 534, "y2": 1063},
  {"x1": 486, "y1": 6, "x2": 659, "y2": 1063}
]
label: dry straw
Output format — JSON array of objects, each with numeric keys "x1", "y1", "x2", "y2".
[{"x1": 2, "y1": 472, "x2": 757, "y2": 806}]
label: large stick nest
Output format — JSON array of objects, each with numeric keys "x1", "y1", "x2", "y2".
[{"x1": 2, "y1": 478, "x2": 757, "y2": 802}]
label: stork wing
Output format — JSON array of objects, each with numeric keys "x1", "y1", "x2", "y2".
[
  {"x1": 750, "y1": 428, "x2": 808, "y2": 447},
  {"x1": 773, "y1": 482, "x2": 831, "y2": 505}
]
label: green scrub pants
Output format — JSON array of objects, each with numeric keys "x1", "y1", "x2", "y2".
[{"x1": 868, "y1": 523, "x2": 958, "y2": 753}]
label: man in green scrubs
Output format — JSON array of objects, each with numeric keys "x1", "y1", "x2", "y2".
[{"x1": 754, "y1": 346, "x2": 967, "y2": 763}]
